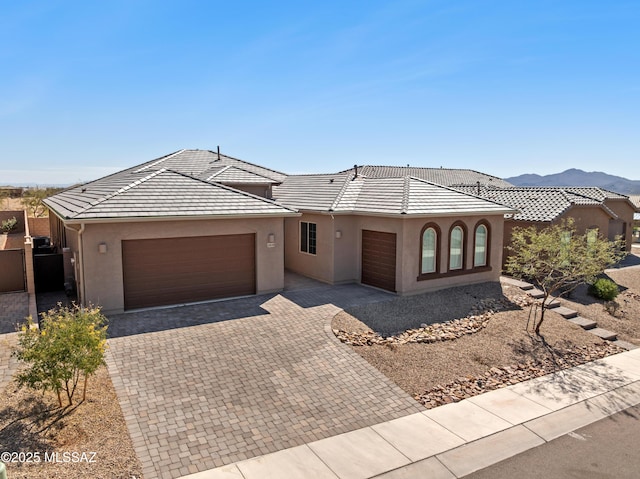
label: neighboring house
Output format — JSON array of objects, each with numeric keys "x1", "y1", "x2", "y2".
[
  {"x1": 272, "y1": 171, "x2": 515, "y2": 295},
  {"x1": 629, "y1": 195, "x2": 640, "y2": 243},
  {"x1": 453, "y1": 186, "x2": 636, "y2": 263},
  {"x1": 336, "y1": 165, "x2": 514, "y2": 188},
  {"x1": 44, "y1": 150, "x2": 298, "y2": 314}
]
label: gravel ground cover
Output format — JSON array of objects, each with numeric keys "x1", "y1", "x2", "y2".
[
  {"x1": 559, "y1": 258, "x2": 640, "y2": 346},
  {"x1": 0, "y1": 365, "x2": 142, "y2": 479},
  {"x1": 333, "y1": 281, "x2": 625, "y2": 406}
]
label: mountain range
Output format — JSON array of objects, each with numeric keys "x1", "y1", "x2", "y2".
[{"x1": 506, "y1": 169, "x2": 640, "y2": 195}]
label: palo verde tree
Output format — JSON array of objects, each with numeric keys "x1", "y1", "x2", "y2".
[
  {"x1": 505, "y1": 219, "x2": 626, "y2": 335},
  {"x1": 14, "y1": 305, "x2": 108, "y2": 407}
]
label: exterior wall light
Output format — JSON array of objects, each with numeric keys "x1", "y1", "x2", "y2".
[
  {"x1": 335, "y1": 230, "x2": 342, "y2": 239},
  {"x1": 98, "y1": 243, "x2": 108, "y2": 254},
  {"x1": 267, "y1": 233, "x2": 275, "y2": 248}
]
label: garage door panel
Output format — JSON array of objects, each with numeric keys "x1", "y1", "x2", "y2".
[
  {"x1": 122, "y1": 234, "x2": 255, "y2": 310},
  {"x1": 361, "y1": 230, "x2": 396, "y2": 292}
]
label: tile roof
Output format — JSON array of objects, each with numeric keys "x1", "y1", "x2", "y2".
[
  {"x1": 273, "y1": 174, "x2": 514, "y2": 216},
  {"x1": 452, "y1": 186, "x2": 618, "y2": 222},
  {"x1": 627, "y1": 195, "x2": 640, "y2": 210},
  {"x1": 133, "y1": 149, "x2": 287, "y2": 183},
  {"x1": 200, "y1": 165, "x2": 278, "y2": 184},
  {"x1": 562, "y1": 187, "x2": 629, "y2": 201},
  {"x1": 336, "y1": 165, "x2": 513, "y2": 188},
  {"x1": 45, "y1": 169, "x2": 296, "y2": 221}
]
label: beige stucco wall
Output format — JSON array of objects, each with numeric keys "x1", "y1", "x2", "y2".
[
  {"x1": 68, "y1": 217, "x2": 285, "y2": 314},
  {"x1": 604, "y1": 199, "x2": 635, "y2": 250},
  {"x1": 284, "y1": 213, "x2": 335, "y2": 283},
  {"x1": 286, "y1": 212, "x2": 506, "y2": 295},
  {"x1": 396, "y1": 215, "x2": 505, "y2": 295},
  {"x1": 555, "y1": 206, "x2": 611, "y2": 237},
  {"x1": 502, "y1": 204, "x2": 626, "y2": 267}
]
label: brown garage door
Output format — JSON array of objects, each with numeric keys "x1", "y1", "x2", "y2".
[
  {"x1": 122, "y1": 234, "x2": 255, "y2": 310},
  {"x1": 361, "y1": 230, "x2": 396, "y2": 292}
]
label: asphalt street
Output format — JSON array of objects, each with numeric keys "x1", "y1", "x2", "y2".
[{"x1": 464, "y1": 403, "x2": 640, "y2": 479}]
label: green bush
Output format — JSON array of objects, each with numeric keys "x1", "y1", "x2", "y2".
[
  {"x1": 589, "y1": 278, "x2": 619, "y2": 301},
  {"x1": 13, "y1": 305, "x2": 108, "y2": 407},
  {"x1": 1, "y1": 216, "x2": 17, "y2": 233}
]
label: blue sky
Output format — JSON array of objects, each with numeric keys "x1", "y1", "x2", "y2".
[{"x1": 1, "y1": 0, "x2": 638, "y2": 185}]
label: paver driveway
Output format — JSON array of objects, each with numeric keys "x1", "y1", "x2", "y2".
[{"x1": 106, "y1": 282, "x2": 423, "y2": 479}]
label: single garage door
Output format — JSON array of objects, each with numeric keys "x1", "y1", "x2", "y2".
[
  {"x1": 361, "y1": 230, "x2": 396, "y2": 292},
  {"x1": 122, "y1": 234, "x2": 255, "y2": 310}
]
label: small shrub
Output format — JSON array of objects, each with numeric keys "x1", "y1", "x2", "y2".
[
  {"x1": 604, "y1": 300, "x2": 621, "y2": 317},
  {"x1": 13, "y1": 305, "x2": 108, "y2": 407},
  {"x1": 589, "y1": 278, "x2": 619, "y2": 301},
  {"x1": 1, "y1": 216, "x2": 17, "y2": 233}
]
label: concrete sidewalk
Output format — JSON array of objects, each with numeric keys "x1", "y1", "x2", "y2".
[{"x1": 179, "y1": 348, "x2": 640, "y2": 479}]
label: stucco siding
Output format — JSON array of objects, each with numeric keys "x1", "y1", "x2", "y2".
[
  {"x1": 604, "y1": 200, "x2": 634, "y2": 250},
  {"x1": 78, "y1": 217, "x2": 285, "y2": 314},
  {"x1": 286, "y1": 213, "x2": 507, "y2": 294},
  {"x1": 399, "y1": 215, "x2": 504, "y2": 295},
  {"x1": 284, "y1": 213, "x2": 335, "y2": 283}
]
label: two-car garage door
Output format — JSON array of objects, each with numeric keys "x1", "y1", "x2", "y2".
[{"x1": 122, "y1": 234, "x2": 256, "y2": 310}]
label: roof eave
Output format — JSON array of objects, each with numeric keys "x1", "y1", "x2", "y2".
[
  {"x1": 60, "y1": 211, "x2": 301, "y2": 225},
  {"x1": 297, "y1": 208, "x2": 515, "y2": 218}
]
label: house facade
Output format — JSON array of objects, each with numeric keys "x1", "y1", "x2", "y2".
[
  {"x1": 45, "y1": 150, "x2": 298, "y2": 314},
  {"x1": 46, "y1": 150, "x2": 631, "y2": 314},
  {"x1": 44, "y1": 152, "x2": 517, "y2": 313},
  {"x1": 273, "y1": 173, "x2": 514, "y2": 294}
]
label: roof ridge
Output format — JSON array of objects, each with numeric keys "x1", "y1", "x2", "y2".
[
  {"x1": 73, "y1": 168, "x2": 167, "y2": 217},
  {"x1": 329, "y1": 173, "x2": 356, "y2": 211},
  {"x1": 205, "y1": 165, "x2": 232, "y2": 180},
  {"x1": 135, "y1": 149, "x2": 186, "y2": 173},
  {"x1": 208, "y1": 150, "x2": 287, "y2": 180},
  {"x1": 401, "y1": 176, "x2": 410, "y2": 214},
  {"x1": 165, "y1": 169, "x2": 298, "y2": 212}
]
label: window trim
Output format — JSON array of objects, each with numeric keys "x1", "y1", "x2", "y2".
[
  {"x1": 300, "y1": 221, "x2": 317, "y2": 255},
  {"x1": 448, "y1": 222, "x2": 467, "y2": 271},
  {"x1": 418, "y1": 223, "x2": 441, "y2": 278},
  {"x1": 473, "y1": 220, "x2": 490, "y2": 268}
]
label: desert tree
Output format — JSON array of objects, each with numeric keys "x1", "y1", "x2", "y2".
[{"x1": 505, "y1": 219, "x2": 625, "y2": 335}]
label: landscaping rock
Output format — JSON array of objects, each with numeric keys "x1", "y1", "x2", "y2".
[
  {"x1": 333, "y1": 296, "x2": 533, "y2": 347},
  {"x1": 414, "y1": 342, "x2": 624, "y2": 409}
]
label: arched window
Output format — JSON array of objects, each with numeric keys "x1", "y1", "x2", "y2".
[
  {"x1": 421, "y1": 227, "x2": 437, "y2": 274},
  {"x1": 449, "y1": 225, "x2": 464, "y2": 270},
  {"x1": 474, "y1": 224, "x2": 488, "y2": 267}
]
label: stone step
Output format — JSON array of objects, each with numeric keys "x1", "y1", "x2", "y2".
[
  {"x1": 589, "y1": 328, "x2": 618, "y2": 341},
  {"x1": 501, "y1": 277, "x2": 535, "y2": 290},
  {"x1": 528, "y1": 289, "x2": 545, "y2": 299},
  {"x1": 544, "y1": 299, "x2": 561, "y2": 309},
  {"x1": 551, "y1": 306, "x2": 578, "y2": 319},
  {"x1": 612, "y1": 340, "x2": 639, "y2": 350},
  {"x1": 567, "y1": 316, "x2": 597, "y2": 330}
]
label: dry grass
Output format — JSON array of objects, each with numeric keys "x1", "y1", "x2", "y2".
[
  {"x1": 0, "y1": 366, "x2": 142, "y2": 479},
  {"x1": 333, "y1": 282, "x2": 627, "y2": 398},
  {"x1": 1, "y1": 198, "x2": 24, "y2": 211}
]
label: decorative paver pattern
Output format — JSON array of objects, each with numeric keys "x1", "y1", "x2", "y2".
[
  {"x1": 0, "y1": 291, "x2": 29, "y2": 334},
  {"x1": 0, "y1": 333, "x2": 18, "y2": 390},
  {"x1": 106, "y1": 284, "x2": 422, "y2": 479}
]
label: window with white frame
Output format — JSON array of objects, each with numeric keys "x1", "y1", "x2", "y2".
[
  {"x1": 421, "y1": 227, "x2": 437, "y2": 274},
  {"x1": 449, "y1": 225, "x2": 464, "y2": 270},
  {"x1": 300, "y1": 221, "x2": 317, "y2": 254},
  {"x1": 474, "y1": 224, "x2": 488, "y2": 267}
]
